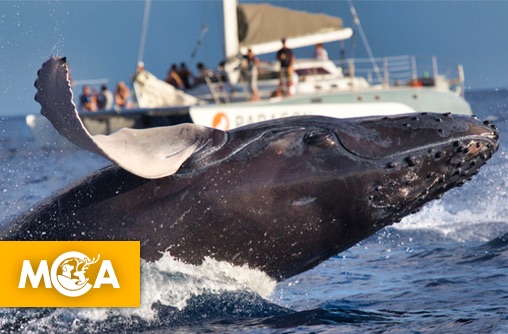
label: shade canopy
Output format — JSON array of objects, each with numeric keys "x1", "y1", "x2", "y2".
[{"x1": 237, "y1": 3, "x2": 353, "y2": 55}]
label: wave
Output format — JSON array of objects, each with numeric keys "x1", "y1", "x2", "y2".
[{"x1": 0, "y1": 253, "x2": 278, "y2": 333}]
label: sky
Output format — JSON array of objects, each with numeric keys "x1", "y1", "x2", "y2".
[{"x1": 1, "y1": 0, "x2": 508, "y2": 117}]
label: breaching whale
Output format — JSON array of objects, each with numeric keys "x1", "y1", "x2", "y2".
[{"x1": 0, "y1": 57, "x2": 499, "y2": 281}]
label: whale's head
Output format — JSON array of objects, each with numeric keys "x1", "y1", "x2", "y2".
[
  {"x1": 221, "y1": 113, "x2": 499, "y2": 247},
  {"x1": 328, "y1": 113, "x2": 499, "y2": 224}
]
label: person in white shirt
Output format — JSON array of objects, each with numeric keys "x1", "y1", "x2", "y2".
[{"x1": 314, "y1": 43, "x2": 329, "y2": 61}]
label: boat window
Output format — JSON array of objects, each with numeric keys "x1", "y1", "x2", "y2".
[{"x1": 295, "y1": 67, "x2": 330, "y2": 76}]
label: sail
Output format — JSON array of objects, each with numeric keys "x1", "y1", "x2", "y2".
[
  {"x1": 237, "y1": 3, "x2": 353, "y2": 55},
  {"x1": 133, "y1": 70, "x2": 198, "y2": 108}
]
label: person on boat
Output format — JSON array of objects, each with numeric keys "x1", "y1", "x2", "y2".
[
  {"x1": 131, "y1": 61, "x2": 147, "y2": 82},
  {"x1": 242, "y1": 49, "x2": 260, "y2": 101},
  {"x1": 195, "y1": 62, "x2": 211, "y2": 86},
  {"x1": 178, "y1": 62, "x2": 195, "y2": 89},
  {"x1": 165, "y1": 64, "x2": 184, "y2": 89},
  {"x1": 314, "y1": 43, "x2": 329, "y2": 61},
  {"x1": 114, "y1": 82, "x2": 132, "y2": 109},
  {"x1": 96, "y1": 84, "x2": 114, "y2": 110},
  {"x1": 216, "y1": 60, "x2": 229, "y2": 83},
  {"x1": 79, "y1": 85, "x2": 97, "y2": 112},
  {"x1": 137, "y1": 61, "x2": 144, "y2": 71},
  {"x1": 276, "y1": 38, "x2": 295, "y2": 96}
]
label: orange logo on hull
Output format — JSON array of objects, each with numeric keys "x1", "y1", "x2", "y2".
[{"x1": 212, "y1": 112, "x2": 230, "y2": 130}]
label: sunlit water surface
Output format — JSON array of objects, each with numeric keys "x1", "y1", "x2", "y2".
[{"x1": 0, "y1": 89, "x2": 507, "y2": 333}]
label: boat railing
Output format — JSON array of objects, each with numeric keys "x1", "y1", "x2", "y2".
[{"x1": 336, "y1": 55, "x2": 465, "y2": 96}]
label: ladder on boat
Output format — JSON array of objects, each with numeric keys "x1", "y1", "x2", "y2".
[{"x1": 204, "y1": 71, "x2": 230, "y2": 104}]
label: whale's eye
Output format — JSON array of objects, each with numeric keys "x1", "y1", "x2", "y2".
[{"x1": 303, "y1": 131, "x2": 336, "y2": 148}]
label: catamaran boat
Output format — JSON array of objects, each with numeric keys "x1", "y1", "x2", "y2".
[
  {"x1": 27, "y1": 0, "x2": 472, "y2": 146},
  {"x1": 133, "y1": 0, "x2": 471, "y2": 131}
]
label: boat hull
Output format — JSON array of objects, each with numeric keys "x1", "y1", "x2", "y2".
[{"x1": 189, "y1": 87, "x2": 472, "y2": 130}]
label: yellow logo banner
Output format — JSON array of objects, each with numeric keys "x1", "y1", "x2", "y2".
[{"x1": 0, "y1": 241, "x2": 140, "y2": 307}]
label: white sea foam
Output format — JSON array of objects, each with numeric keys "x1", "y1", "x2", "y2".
[
  {"x1": 76, "y1": 252, "x2": 276, "y2": 322},
  {"x1": 392, "y1": 149, "x2": 508, "y2": 242},
  {"x1": 395, "y1": 201, "x2": 507, "y2": 242},
  {"x1": 395, "y1": 176, "x2": 508, "y2": 241}
]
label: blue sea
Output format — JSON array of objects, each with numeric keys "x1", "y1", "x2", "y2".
[{"x1": 0, "y1": 89, "x2": 507, "y2": 333}]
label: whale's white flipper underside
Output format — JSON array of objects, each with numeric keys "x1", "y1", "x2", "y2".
[{"x1": 34, "y1": 57, "x2": 216, "y2": 179}]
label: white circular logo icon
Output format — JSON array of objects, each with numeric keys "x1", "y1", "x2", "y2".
[{"x1": 50, "y1": 251, "x2": 100, "y2": 297}]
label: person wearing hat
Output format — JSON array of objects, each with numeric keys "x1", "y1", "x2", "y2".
[
  {"x1": 131, "y1": 61, "x2": 146, "y2": 82},
  {"x1": 137, "y1": 61, "x2": 145, "y2": 70},
  {"x1": 276, "y1": 38, "x2": 295, "y2": 96}
]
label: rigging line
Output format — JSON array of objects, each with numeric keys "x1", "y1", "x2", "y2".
[
  {"x1": 137, "y1": 0, "x2": 152, "y2": 64},
  {"x1": 189, "y1": 2, "x2": 209, "y2": 63},
  {"x1": 190, "y1": 25, "x2": 209, "y2": 61},
  {"x1": 347, "y1": 0, "x2": 382, "y2": 83}
]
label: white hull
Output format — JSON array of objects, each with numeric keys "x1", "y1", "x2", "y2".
[
  {"x1": 189, "y1": 84, "x2": 472, "y2": 130},
  {"x1": 190, "y1": 102, "x2": 415, "y2": 130}
]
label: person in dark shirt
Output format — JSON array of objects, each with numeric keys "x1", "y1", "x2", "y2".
[
  {"x1": 178, "y1": 62, "x2": 195, "y2": 89},
  {"x1": 195, "y1": 62, "x2": 210, "y2": 86},
  {"x1": 165, "y1": 64, "x2": 184, "y2": 89},
  {"x1": 96, "y1": 84, "x2": 114, "y2": 110},
  {"x1": 276, "y1": 38, "x2": 295, "y2": 96},
  {"x1": 79, "y1": 85, "x2": 97, "y2": 112}
]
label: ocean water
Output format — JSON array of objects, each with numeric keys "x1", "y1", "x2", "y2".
[{"x1": 0, "y1": 89, "x2": 507, "y2": 333}]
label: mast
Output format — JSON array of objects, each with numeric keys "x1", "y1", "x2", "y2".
[
  {"x1": 137, "y1": 0, "x2": 152, "y2": 64},
  {"x1": 223, "y1": 0, "x2": 239, "y2": 59}
]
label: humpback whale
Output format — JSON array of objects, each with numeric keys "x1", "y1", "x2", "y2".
[{"x1": 0, "y1": 57, "x2": 499, "y2": 281}]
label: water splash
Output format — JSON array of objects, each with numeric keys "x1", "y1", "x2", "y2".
[
  {"x1": 117, "y1": 253, "x2": 275, "y2": 320},
  {"x1": 47, "y1": 3, "x2": 66, "y2": 56}
]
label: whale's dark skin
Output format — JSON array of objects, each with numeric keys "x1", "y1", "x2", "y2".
[{"x1": 0, "y1": 57, "x2": 500, "y2": 281}]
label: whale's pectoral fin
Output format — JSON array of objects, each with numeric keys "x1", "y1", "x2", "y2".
[
  {"x1": 34, "y1": 57, "x2": 100, "y2": 155},
  {"x1": 92, "y1": 125, "x2": 208, "y2": 178},
  {"x1": 34, "y1": 56, "x2": 217, "y2": 179}
]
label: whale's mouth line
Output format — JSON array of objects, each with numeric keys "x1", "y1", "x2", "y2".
[{"x1": 337, "y1": 133, "x2": 499, "y2": 161}]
